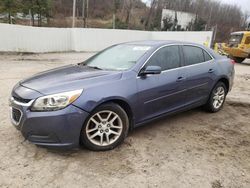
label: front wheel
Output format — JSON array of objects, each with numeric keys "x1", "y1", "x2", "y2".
[
  {"x1": 204, "y1": 82, "x2": 227, "y2": 113},
  {"x1": 80, "y1": 103, "x2": 129, "y2": 151}
]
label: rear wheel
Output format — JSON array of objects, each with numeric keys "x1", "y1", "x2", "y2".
[
  {"x1": 80, "y1": 103, "x2": 129, "y2": 151},
  {"x1": 205, "y1": 82, "x2": 227, "y2": 113}
]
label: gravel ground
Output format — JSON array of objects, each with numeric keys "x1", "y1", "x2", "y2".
[{"x1": 0, "y1": 53, "x2": 249, "y2": 188}]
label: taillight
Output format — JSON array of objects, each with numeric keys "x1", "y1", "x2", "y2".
[{"x1": 231, "y1": 59, "x2": 236, "y2": 65}]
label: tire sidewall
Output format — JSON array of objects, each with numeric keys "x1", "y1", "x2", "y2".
[
  {"x1": 208, "y1": 82, "x2": 227, "y2": 112},
  {"x1": 80, "y1": 103, "x2": 129, "y2": 151}
]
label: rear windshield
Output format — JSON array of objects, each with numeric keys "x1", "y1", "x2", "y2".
[{"x1": 229, "y1": 34, "x2": 243, "y2": 45}]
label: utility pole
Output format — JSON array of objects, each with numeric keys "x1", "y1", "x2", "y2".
[
  {"x1": 113, "y1": 14, "x2": 116, "y2": 29},
  {"x1": 85, "y1": 0, "x2": 89, "y2": 27},
  {"x1": 208, "y1": 5, "x2": 213, "y2": 30},
  {"x1": 82, "y1": 0, "x2": 85, "y2": 27},
  {"x1": 72, "y1": 0, "x2": 76, "y2": 28},
  {"x1": 29, "y1": 9, "x2": 32, "y2": 26},
  {"x1": 113, "y1": 0, "x2": 116, "y2": 29},
  {"x1": 212, "y1": 24, "x2": 217, "y2": 45}
]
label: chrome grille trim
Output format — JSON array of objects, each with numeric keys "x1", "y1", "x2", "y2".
[
  {"x1": 10, "y1": 107, "x2": 23, "y2": 126},
  {"x1": 9, "y1": 97, "x2": 34, "y2": 107}
]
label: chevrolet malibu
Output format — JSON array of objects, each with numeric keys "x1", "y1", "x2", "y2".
[{"x1": 9, "y1": 41, "x2": 235, "y2": 151}]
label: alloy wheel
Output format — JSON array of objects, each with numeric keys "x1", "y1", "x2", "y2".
[
  {"x1": 212, "y1": 86, "x2": 225, "y2": 109},
  {"x1": 86, "y1": 110, "x2": 123, "y2": 146}
]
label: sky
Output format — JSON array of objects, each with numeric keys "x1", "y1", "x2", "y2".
[
  {"x1": 142, "y1": 0, "x2": 250, "y2": 13},
  {"x1": 220, "y1": 0, "x2": 250, "y2": 13}
]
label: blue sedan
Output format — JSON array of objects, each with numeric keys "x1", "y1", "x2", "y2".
[{"x1": 9, "y1": 41, "x2": 235, "y2": 151}]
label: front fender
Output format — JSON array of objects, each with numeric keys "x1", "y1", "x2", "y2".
[
  {"x1": 76, "y1": 96, "x2": 134, "y2": 113},
  {"x1": 72, "y1": 71, "x2": 138, "y2": 116}
]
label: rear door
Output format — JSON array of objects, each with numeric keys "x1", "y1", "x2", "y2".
[
  {"x1": 136, "y1": 45, "x2": 186, "y2": 122},
  {"x1": 180, "y1": 45, "x2": 215, "y2": 105}
]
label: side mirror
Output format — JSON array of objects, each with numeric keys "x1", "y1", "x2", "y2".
[{"x1": 139, "y1": 66, "x2": 162, "y2": 76}]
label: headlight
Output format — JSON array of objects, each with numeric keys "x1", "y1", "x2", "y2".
[{"x1": 31, "y1": 89, "x2": 83, "y2": 111}]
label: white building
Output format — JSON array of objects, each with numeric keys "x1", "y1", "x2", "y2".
[{"x1": 161, "y1": 9, "x2": 196, "y2": 31}]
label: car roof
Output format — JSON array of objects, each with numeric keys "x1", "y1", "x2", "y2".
[
  {"x1": 122, "y1": 40, "x2": 204, "y2": 48},
  {"x1": 231, "y1": 31, "x2": 250, "y2": 35},
  {"x1": 122, "y1": 40, "x2": 223, "y2": 60}
]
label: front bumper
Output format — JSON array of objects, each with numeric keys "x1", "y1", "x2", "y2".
[{"x1": 10, "y1": 99, "x2": 89, "y2": 148}]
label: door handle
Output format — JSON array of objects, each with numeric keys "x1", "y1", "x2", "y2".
[
  {"x1": 176, "y1": 76, "x2": 185, "y2": 82},
  {"x1": 208, "y1": 69, "x2": 214, "y2": 73}
]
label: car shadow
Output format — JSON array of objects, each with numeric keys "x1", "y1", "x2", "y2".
[{"x1": 43, "y1": 107, "x2": 206, "y2": 156}]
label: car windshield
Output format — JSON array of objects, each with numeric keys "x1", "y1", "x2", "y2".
[
  {"x1": 229, "y1": 34, "x2": 243, "y2": 45},
  {"x1": 84, "y1": 44, "x2": 151, "y2": 70}
]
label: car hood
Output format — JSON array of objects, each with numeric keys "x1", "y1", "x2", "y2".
[{"x1": 20, "y1": 64, "x2": 123, "y2": 95}]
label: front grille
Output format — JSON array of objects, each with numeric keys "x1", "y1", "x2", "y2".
[
  {"x1": 12, "y1": 108, "x2": 22, "y2": 124},
  {"x1": 13, "y1": 96, "x2": 31, "y2": 103}
]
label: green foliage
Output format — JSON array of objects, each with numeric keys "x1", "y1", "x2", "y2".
[
  {"x1": 193, "y1": 15, "x2": 206, "y2": 31},
  {"x1": 21, "y1": 0, "x2": 51, "y2": 16},
  {"x1": 0, "y1": 0, "x2": 21, "y2": 23},
  {"x1": 0, "y1": 0, "x2": 51, "y2": 26},
  {"x1": 22, "y1": 0, "x2": 51, "y2": 26},
  {"x1": 0, "y1": 0, "x2": 19, "y2": 12},
  {"x1": 22, "y1": 0, "x2": 37, "y2": 15}
]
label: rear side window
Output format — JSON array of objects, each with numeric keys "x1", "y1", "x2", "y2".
[
  {"x1": 203, "y1": 50, "x2": 212, "y2": 61},
  {"x1": 183, "y1": 46, "x2": 204, "y2": 65},
  {"x1": 147, "y1": 46, "x2": 180, "y2": 71}
]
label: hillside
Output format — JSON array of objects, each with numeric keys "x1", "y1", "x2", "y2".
[{"x1": 0, "y1": 0, "x2": 249, "y2": 42}]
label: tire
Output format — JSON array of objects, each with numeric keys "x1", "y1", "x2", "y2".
[
  {"x1": 80, "y1": 103, "x2": 129, "y2": 151},
  {"x1": 233, "y1": 57, "x2": 245, "y2": 63},
  {"x1": 204, "y1": 82, "x2": 227, "y2": 113}
]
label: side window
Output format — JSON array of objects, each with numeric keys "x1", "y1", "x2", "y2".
[
  {"x1": 245, "y1": 37, "x2": 250, "y2": 45},
  {"x1": 183, "y1": 46, "x2": 204, "y2": 65},
  {"x1": 203, "y1": 50, "x2": 212, "y2": 61},
  {"x1": 146, "y1": 46, "x2": 180, "y2": 71}
]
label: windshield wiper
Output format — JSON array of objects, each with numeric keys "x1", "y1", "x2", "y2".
[
  {"x1": 78, "y1": 63, "x2": 103, "y2": 70},
  {"x1": 79, "y1": 64, "x2": 117, "y2": 71},
  {"x1": 88, "y1": 66, "x2": 103, "y2": 70}
]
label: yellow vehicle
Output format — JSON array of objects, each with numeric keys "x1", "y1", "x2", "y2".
[{"x1": 223, "y1": 31, "x2": 250, "y2": 63}]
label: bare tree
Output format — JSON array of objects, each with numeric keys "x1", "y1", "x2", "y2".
[{"x1": 144, "y1": 0, "x2": 157, "y2": 30}]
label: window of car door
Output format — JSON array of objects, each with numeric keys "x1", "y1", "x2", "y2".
[
  {"x1": 145, "y1": 45, "x2": 181, "y2": 72},
  {"x1": 183, "y1": 45, "x2": 212, "y2": 66}
]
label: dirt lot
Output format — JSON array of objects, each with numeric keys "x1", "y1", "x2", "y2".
[{"x1": 0, "y1": 53, "x2": 249, "y2": 188}]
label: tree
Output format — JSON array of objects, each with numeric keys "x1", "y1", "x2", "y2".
[
  {"x1": 21, "y1": 0, "x2": 35, "y2": 25},
  {"x1": 36, "y1": 0, "x2": 51, "y2": 26},
  {"x1": 124, "y1": 0, "x2": 133, "y2": 29},
  {"x1": 144, "y1": 0, "x2": 157, "y2": 30},
  {"x1": 193, "y1": 14, "x2": 206, "y2": 31},
  {"x1": 152, "y1": 0, "x2": 163, "y2": 30},
  {"x1": 161, "y1": 15, "x2": 173, "y2": 31},
  {"x1": 0, "y1": 0, "x2": 20, "y2": 24},
  {"x1": 112, "y1": 0, "x2": 121, "y2": 28},
  {"x1": 242, "y1": 11, "x2": 250, "y2": 29},
  {"x1": 21, "y1": 0, "x2": 51, "y2": 26}
]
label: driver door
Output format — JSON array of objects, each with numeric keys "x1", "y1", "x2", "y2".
[{"x1": 136, "y1": 45, "x2": 187, "y2": 123}]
